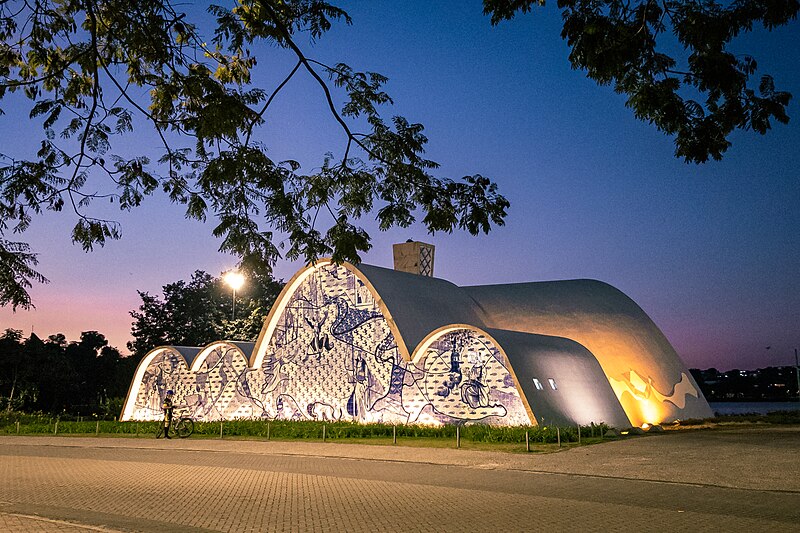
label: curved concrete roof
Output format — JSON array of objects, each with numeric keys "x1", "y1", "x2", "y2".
[
  {"x1": 139, "y1": 343, "x2": 254, "y2": 371},
  {"x1": 228, "y1": 342, "x2": 256, "y2": 358},
  {"x1": 355, "y1": 263, "x2": 487, "y2": 359},
  {"x1": 172, "y1": 346, "x2": 203, "y2": 368},
  {"x1": 464, "y1": 280, "x2": 713, "y2": 424},
  {"x1": 486, "y1": 328, "x2": 631, "y2": 428},
  {"x1": 251, "y1": 261, "x2": 711, "y2": 425},
  {"x1": 353, "y1": 265, "x2": 713, "y2": 425}
]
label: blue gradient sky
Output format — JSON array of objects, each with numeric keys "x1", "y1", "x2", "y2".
[{"x1": 1, "y1": 2, "x2": 798, "y2": 370}]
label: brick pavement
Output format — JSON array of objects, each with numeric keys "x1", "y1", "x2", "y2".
[{"x1": 0, "y1": 427, "x2": 798, "y2": 532}]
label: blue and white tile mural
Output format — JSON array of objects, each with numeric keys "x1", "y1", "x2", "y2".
[{"x1": 123, "y1": 263, "x2": 530, "y2": 425}]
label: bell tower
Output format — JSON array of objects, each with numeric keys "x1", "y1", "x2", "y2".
[{"x1": 392, "y1": 240, "x2": 435, "y2": 277}]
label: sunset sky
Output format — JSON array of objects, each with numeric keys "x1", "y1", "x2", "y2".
[{"x1": 1, "y1": 2, "x2": 798, "y2": 371}]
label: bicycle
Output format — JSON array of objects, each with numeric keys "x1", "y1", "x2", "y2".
[{"x1": 156, "y1": 412, "x2": 194, "y2": 439}]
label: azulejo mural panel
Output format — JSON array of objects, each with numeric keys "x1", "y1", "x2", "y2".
[
  {"x1": 123, "y1": 263, "x2": 530, "y2": 425},
  {"x1": 128, "y1": 344, "x2": 255, "y2": 421},
  {"x1": 414, "y1": 329, "x2": 530, "y2": 425}
]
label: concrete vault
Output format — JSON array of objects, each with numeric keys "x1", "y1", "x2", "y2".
[{"x1": 123, "y1": 256, "x2": 712, "y2": 428}]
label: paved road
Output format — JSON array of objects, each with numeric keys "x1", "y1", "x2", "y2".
[{"x1": 1, "y1": 427, "x2": 798, "y2": 532}]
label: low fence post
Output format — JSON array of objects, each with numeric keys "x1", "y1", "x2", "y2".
[
  {"x1": 393, "y1": 424, "x2": 397, "y2": 445},
  {"x1": 267, "y1": 422, "x2": 270, "y2": 441},
  {"x1": 54, "y1": 419, "x2": 59, "y2": 435},
  {"x1": 16, "y1": 421, "x2": 20, "y2": 434},
  {"x1": 220, "y1": 422, "x2": 224, "y2": 439},
  {"x1": 557, "y1": 427, "x2": 561, "y2": 447},
  {"x1": 322, "y1": 424, "x2": 326, "y2": 442},
  {"x1": 95, "y1": 421, "x2": 99, "y2": 436},
  {"x1": 525, "y1": 430, "x2": 530, "y2": 452},
  {"x1": 456, "y1": 426, "x2": 460, "y2": 449},
  {"x1": 578, "y1": 425, "x2": 581, "y2": 444}
]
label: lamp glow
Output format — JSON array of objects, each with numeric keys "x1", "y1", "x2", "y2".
[
  {"x1": 223, "y1": 271, "x2": 245, "y2": 320},
  {"x1": 224, "y1": 271, "x2": 245, "y2": 291}
]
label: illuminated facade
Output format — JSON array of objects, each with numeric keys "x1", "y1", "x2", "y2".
[{"x1": 122, "y1": 259, "x2": 713, "y2": 428}]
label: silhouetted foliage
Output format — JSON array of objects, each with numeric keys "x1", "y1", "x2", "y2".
[
  {"x1": 484, "y1": 0, "x2": 797, "y2": 162},
  {"x1": 0, "y1": 329, "x2": 137, "y2": 416},
  {"x1": 128, "y1": 270, "x2": 284, "y2": 358},
  {"x1": 0, "y1": 0, "x2": 509, "y2": 309},
  {"x1": 2, "y1": 1, "x2": 794, "y2": 309},
  {"x1": 0, "y1": 239, "x2": 49, "y2": 310}
]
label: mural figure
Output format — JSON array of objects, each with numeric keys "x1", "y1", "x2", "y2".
[
  {"x1": 435, "y1": 334, "x2": 465, "y2": 398},
  {"x1": 304, "y1": 312, "x2": 332, "y2": 359},
  {"x1": 461, "y1": 363, "x2": 491, "y2": 409}
]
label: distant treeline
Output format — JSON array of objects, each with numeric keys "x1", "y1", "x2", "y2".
[
  {"x1": 691, "y1": 367, "x2": 800, "y2": 402},
  {"x1": 0, "y1": 329, "x2": 137, "y2": 418}
]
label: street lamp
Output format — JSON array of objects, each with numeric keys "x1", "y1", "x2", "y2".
[{"x1": 223, "y1": 271, "x2": 245, "y2": 320}]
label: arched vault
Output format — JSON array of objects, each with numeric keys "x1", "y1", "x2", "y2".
[{"x1": 122, "y1": 260, "x2": 710, "y2": 427}]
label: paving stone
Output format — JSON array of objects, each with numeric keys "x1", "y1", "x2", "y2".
[{"x1": 0, "y1": 428, "x2": 797, "y2": 532}]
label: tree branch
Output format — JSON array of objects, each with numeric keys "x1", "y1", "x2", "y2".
[
  {"x1": 256, "y1": 1, "x2": 376, "y2": 160},
  {"x1": 244, "y1": 59, "x2": 302, "y2": 146}
]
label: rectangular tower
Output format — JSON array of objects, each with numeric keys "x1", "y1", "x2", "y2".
[{"x1": 393, "y1": 241, "x2": 435, "y2": 277}]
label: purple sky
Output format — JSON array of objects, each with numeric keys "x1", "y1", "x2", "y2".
[{"x1": 1, "y1": 2, "x2": 798, "y2": 371}]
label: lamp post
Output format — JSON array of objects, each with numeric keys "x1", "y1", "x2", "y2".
[{"x1": 223, "y1": 271, "x2": 245, "y2": 320}]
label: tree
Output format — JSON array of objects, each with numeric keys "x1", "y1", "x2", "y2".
[
  {"x1": 27, "y1": 333, "x2": 80, "y2": 412},
  {"x1": 0, "y1": 328, "x2": 28, "y2": 410},
  {"x1": 0, "y1": 1, "x2": 510, "y2": 310},
  {"x1": 64, "y1": 330, "x2": 132, "y2": 416},
  {"x1": 128, "y1": 270, "x2": 284, "y2": 358},
  {"x1": 483, "y1": 0, "x2": 797, "y2": 162},
  {"x1": 0, "y1": 328, "x2": 138, "y2": 415},
  {"x1": 65, "y1": 330, "x2": 108, "y2": 407},
  {"x1": 0, "y1": 240, "x2": 49, "y2": 310}
]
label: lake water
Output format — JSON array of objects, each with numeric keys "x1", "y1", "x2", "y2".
[{"x1": 709, "y1": 401, "x2": 800, "y2": 415}]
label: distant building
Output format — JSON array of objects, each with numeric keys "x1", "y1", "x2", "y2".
[
  {"x1": 122, "y1": 242, "x2": 713, "y2": 428},
  {"x1": 692, "y1": 366, "x2": 799, "y2": 402}
]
